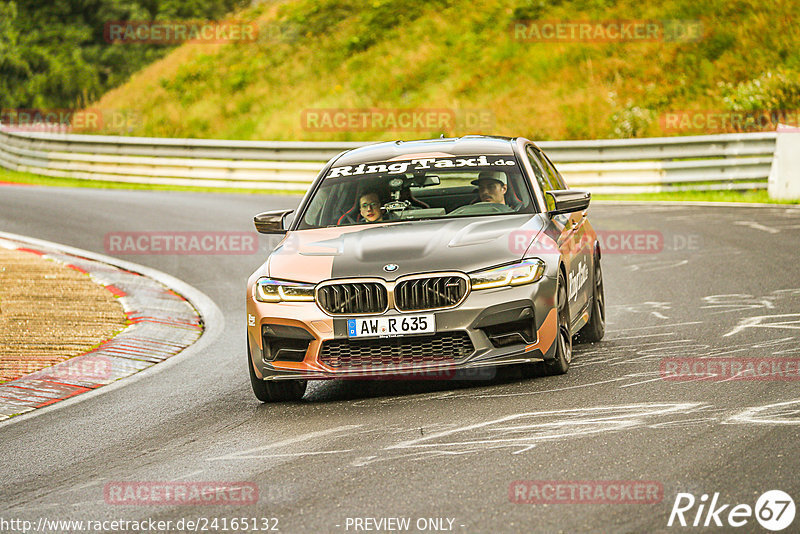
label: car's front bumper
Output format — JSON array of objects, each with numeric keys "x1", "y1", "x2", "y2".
[{"x1": 246, "y1": 276, "x2": 558, "y2": 381}]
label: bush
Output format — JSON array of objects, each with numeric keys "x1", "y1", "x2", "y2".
[
  {"x1": 608, "y1": 92, "x2": 654, "y2": 138},
  {"x1": 722, "y1": 70, "x2": 800, "y2": 112}
]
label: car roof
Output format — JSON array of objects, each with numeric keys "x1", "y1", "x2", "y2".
[{"x1": 332, "y1": 135, "x2": 518, "y2": 166}]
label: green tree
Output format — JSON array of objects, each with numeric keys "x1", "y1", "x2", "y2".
[{"x1": 1, "y1": 0, "x2": 249, "y2": 111}]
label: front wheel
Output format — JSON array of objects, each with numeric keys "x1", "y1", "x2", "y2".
[
  {"x1": 248, "y1": 344, "x2": 307, "y2": 402},
  {"x1": 544, "y1": 270, "x2": 572, "y2": 376}
]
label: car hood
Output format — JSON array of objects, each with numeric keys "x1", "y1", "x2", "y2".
[{"x1": 267, "y1": 214, "x2": 546, "y2": 282}]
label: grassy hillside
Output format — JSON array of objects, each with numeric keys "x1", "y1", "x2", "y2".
[{"x1": 90, "y1": 0, "x2": 800, "y2": 141}]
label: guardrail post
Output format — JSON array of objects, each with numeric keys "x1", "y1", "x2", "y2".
[{"x1": 768, "y1": 125, "x2": 800, "y2": 200}]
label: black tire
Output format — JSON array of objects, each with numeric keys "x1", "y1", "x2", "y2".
[
  {"x1": 576, "y1": 253, "x2": 605, "y2": 343},
  {"x1": 544, "y1": 270, "x2": 572, "y2": 376},
  {"x1": 248, "y1": 344, "x2": 307, "y2": 402}
]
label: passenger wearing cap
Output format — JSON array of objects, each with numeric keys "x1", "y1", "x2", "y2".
[{"x1": 472, "y1": 171, "x2": 508, "y2": 204}]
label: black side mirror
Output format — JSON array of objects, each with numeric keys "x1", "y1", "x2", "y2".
[
  {"x1": 254, "y1": 210, "x2": 294, "y2": 234},
  {"x1": 545, "y1": 190, "x2": 590, "y2": 215}
]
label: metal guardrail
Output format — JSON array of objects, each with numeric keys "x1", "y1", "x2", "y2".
[{"x1": 0, "y1": 127, "x2": 777, "y2": 194}]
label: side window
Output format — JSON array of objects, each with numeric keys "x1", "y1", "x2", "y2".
[
  {"x1": 525, "y1": 146, "x2": 553, "y2": 193},
  {"x1": 303, "y1": 186, "x2": 330, "y2": 227},
  {"x1": 536, "y1": 148, "x2": 567, "y2": 190}
]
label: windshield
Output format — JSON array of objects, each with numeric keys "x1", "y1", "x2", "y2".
[{"x1": 297, "y1": 155, "x2": 536, "y2": 229}]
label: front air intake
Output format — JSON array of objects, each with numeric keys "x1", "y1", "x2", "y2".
[
  {"x1": 316, "y1": 282, "x2": 388, "y2": 315},
  {"x1": 394, "y1": 275, "x2": 469, "y2": 311},
  {"x1": 319, "y1": 332, "x2": 474, "y2": 369}
]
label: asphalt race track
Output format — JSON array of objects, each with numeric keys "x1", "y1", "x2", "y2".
[{"x1": 1, "y1": 185, "x2": 800, "y2": 533}]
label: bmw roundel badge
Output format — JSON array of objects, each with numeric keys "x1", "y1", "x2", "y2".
[{"x1": 383, "y1": 264, "x2": 399, "y2": 272}]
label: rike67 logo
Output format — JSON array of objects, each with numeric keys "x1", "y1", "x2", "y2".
[{"x1": 668, "y1": 490, "x2": 795, "y2": 531}]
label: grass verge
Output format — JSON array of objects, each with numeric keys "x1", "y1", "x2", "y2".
[
  {"x1": 594, "y1": 190, "x2": 800, "y2": 204},
  {"x1": 0, "y1": 167, "x2": 303, "y2": 196}
]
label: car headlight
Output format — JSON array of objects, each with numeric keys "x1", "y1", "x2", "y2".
[
  {"x1": 255, "y1": 278, "x2": 316, "y2": 302},
  {"x1": 470, "y1": 259, "x2": 545, "y2": 290}
]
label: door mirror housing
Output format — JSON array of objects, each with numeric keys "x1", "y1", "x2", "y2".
[
  {"x1": 254, "y1": 210, "x2": 294, "y2": 234},
  {"x1": 545, "y1": 190, "x2": 590, "y2": 215}
]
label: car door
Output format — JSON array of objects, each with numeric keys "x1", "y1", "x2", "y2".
[
  {"x1": 523, "y1": 144, "x2": 578, "y2": 291},
  {"x1": 534, "y1": 147, "x2": 593, "y2": 320}
]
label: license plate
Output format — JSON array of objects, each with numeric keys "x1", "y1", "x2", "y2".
[{"x1": 347, "y1": 314, "x2": 435, "y2": 338}]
